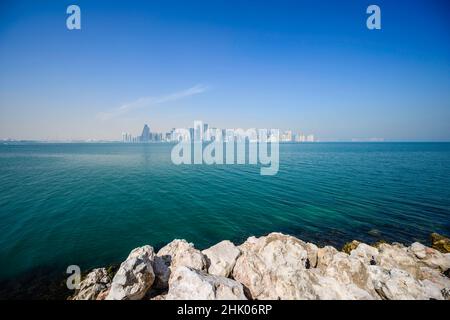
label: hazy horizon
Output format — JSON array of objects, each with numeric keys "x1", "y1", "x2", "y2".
[{"x1": 1, "y1": 0, "x2": 449, "y2": 141}]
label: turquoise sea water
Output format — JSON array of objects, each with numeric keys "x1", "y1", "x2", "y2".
[{"x1": 0, "y1": 143, "x2": 449, "y2": 285}]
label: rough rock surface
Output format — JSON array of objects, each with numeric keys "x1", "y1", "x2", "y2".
[
  {"x1": 232, "y1": 232, "x2": 318, "y2": 299},
  {"x1": 106, "y1": 245, "x2": 155, "y2": 300},
  {"x1": 349, "y1": 243, "x2": 379, "y2": 265},
  {"x1": 153, "y1": 239, "x2": 207, "y2": 288},
  {"x1": 166, "y1": 266, "x2": 246, "y2": 300},
  {"x1": 202, "y1": 240, "x2": 241, "y2": 277},
  {"x1": 96, "y1": 289, "x2": 110, "y2": 300},
  {"x1": 372, "y1": 243, "x2": 421, "y2": 278},
  {"x1": 368, "y1": 267, "x2": 446, "y2": 300},
  {"x1": 342, "y1": 240, "x2": 360, "y2": 254},
  {"x1": 431, "y1": 233, "x2": 450, "y2": 253},
  {"x1": 409, "y1": 242, "x2": 450, "y2": 271},
  {"x1": 308, "y1": 269, "x2": 376, "y2": 300},
  {"x1": 71, "y1": 268, "x2": 111, "y2": 300},
  {"x1": 71, "y1": 232, "x2": 450, "y2": 300},
  {"x1": 317, "y1": 250, "x2": 379, "y2": 299}
]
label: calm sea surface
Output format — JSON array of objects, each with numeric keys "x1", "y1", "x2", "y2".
[{"x1": 0, "y1": 143, "x2": 449, "y2": 283}]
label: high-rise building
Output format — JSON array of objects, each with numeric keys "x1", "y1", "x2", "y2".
[
  {"x1": 221, "y1": 129, "x2": 227, "y2": 142},
  {"x1": 268, "y1": 129, "x2": 280, "y2": 142},
  {"x1": 203, "y1": 123, "x2": 210, "y2": 141},
  {"x1": 208, "y1": 127, "x2": 219, "y2": 141},
  {"x1": 194, "y1": 121, "x2": 203, "y2": 142},
  {"x1": 281, "y1": 130, "x2": 292, "y2": 142},
  {"x1": 140, "y1": 124, "x2": 151, "y2": 142},
  {"x1": 122, "y1": 132, "x2": 133, "y2": 143},
  {"x1": 225, "y1": 129, "x2": 235, "y2": 143}
]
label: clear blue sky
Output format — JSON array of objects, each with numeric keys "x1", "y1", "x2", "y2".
[{"x1": 0, "y1": 0, "x2": 449, "y2": 141}]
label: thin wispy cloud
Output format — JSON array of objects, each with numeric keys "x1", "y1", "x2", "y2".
[{"x1": 97, "y1": 84, "x2": 208, "y2": 121}]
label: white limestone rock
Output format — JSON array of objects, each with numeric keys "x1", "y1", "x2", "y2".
[
  {"x1": 71, "y1": 232, "x2": 450, "y2": 301},
  {"x1": 349, "y1": 243, "x2": 379, "y2": 265},
  {"x1": 375, "y1": 243, "x2": 420, "y2": 278},
  {"x1": 232, "y1": 232, "x2": 316, "y2": 299},
  {"x1": 368, "y1": 266, "x2": 444, "y2": 300},
  {"x1": 202, "y1": 240, "x2": 241, "y2": 277},
  {"x1": 166, "y1": 266, "x2": 247, "y2": 300},
  {"x1": 106, "y1": 245, "x2": 155, "y2": 300},
  {"x1": 408, "y1": 242, "x2": 450, "y2": 271},
  {"x1": 305, "y1": 242, "x2": 319, "y2": 268},
  {"x1": 308, "y1": 269, "x2": 377, "y2": 300},
  {"x1": 316, "y1": 245, "x2": 339, "y2": 269},
  {"x1": 318, "y1": 251, "x2": 379, "y2": 299},
  {"x1": 417, "y1": 266, "x2": 450, "y2": 300},
  {"x1": 153, "y1": 239, "x2": 207, "y2": 288},
  {"x1": 71, "y1": 268, "x2": 111, "y2": 300}
]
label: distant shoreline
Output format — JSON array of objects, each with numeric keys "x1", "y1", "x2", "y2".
[{"x1": 2, "y1": 141, "x2": 450, "y2": 144}]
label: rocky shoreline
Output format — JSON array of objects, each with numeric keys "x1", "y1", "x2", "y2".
[{"x1": 70, "y1": 232, "x2": 450, "y2": 300}]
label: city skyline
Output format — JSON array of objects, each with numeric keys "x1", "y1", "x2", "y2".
[
  {"x1": 0, "y1": 1, "x2": 449, "y2": 141},
  {"x1": 121, "y1": 123, "x2": 315, "y2": 143}
]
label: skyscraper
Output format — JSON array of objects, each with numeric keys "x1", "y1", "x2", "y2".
[
  {"x1": 194, "y1": 121, "x2": 203, "y2": 142},
  {"x1": 140, "y1": 124, "x2": 151, "y2": 142},
  {"x1": 203, "y1": 123, "x2": 210, "y2": 141}
]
